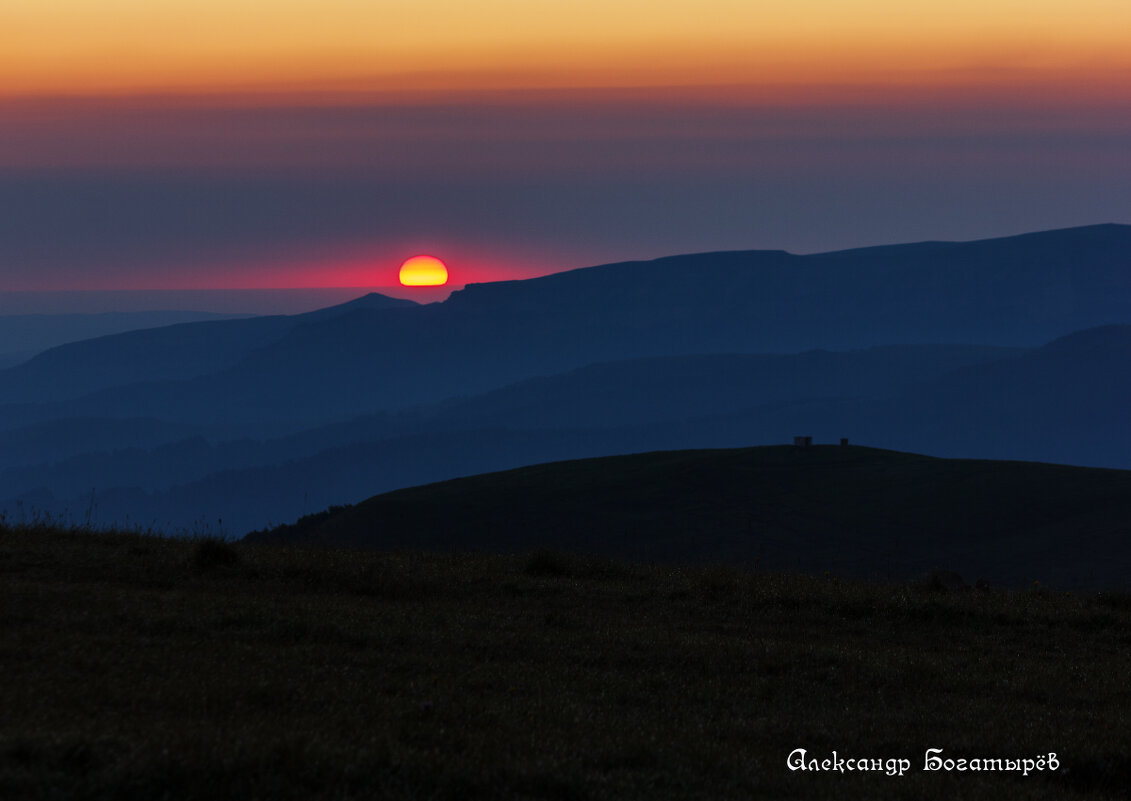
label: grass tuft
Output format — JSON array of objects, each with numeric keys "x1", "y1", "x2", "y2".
[
  {"x1": 192, "y1": 536, "x2": 241, "y2": 572},
  {"x1": 1088, "y1": 590, "x2": 1131, "y2": 612},
  {"x1": 524, "y1": 548, "x2": 573, "y2": 577}
]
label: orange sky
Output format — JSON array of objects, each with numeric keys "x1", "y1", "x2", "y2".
[
  {"x1": 2, "y1": 1, "x2": 1128, "y2": 298},
  {"x1": 4, "y1": 0, "x2": 1131, "y2": 96}
]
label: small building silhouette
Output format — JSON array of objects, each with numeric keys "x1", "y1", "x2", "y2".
[
  {"x1": 793, "y1": 435, "x2": 812, "y2": 448},
  {"x1": 840, "y1": 437, "x2": 849, "y2": 446}
]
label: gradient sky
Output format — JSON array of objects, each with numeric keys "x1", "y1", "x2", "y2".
[{"x1": 2, "y1": 1, "x2": 1129, "y2": 307}]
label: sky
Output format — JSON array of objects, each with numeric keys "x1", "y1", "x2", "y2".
[{"x1": 2, "y1": 0, "x2": 1129, "y2": 310}]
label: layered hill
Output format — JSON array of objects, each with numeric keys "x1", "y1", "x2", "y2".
[
  {"x1": 2, "y1": 225, "x2": 1129, "y2": 534},
  {"x1": 246, "y1": 445, "x2": 1131, "y2": 591},
  {"x1": 8, "y1": 325, "x2": 1128, "y2": 533},
  {"x1": 0, "y1": 309, "x2": 252, "y2": 369},
  {"x1": 0, "y1": 292, "x2": 417, "y2": 407},
  {"x1": 2, "y1": 225, "x2": 1128, "y2": 427},
  {"x1": 0, "y1": 343, "x2": 1018, "y2": 529}
]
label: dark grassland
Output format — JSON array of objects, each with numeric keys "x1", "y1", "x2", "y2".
[{"x1": 3, "y1": 523, "x2": 1130, "y2": 800}]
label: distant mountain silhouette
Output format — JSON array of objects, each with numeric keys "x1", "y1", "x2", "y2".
[
  {"x1": 0, "y1": 292, "x2": 416, "y2": 406},
  {"x1": 2, "y1": 225, "x2": 1130, "y2": 533},
  {"x1": 2, "y1": 224, "x2": 1128, "y2": 430},
  {"x1": 444, "y1": 222, "x2": 1131, "y2": 349},
  {"x1": 0, "y1": 309, "x2": 252, "y2": 369},
  {"x1": 244, "y1": 444, "x2": 1131, "y2": 591}
]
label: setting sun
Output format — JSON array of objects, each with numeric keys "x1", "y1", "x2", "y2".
[{"x1": 398, "y1": 255, "x2": 448, "y2": 286}]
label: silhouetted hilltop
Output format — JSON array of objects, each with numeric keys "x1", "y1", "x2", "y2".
[
  {"x1": 448, "y1": 223, "x2": 1131, "y2": 350},
  {"x1": 245, "y1": 448, "x2": 1131, "y2": 592},
  {"x1": 298, "y1": 291, "x2": 420, "y2": 319},
  {"x1": 246, "y1": 444, "x2": 1131, "y2": 591}
]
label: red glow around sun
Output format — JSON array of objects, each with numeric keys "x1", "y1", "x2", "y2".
[{"x1": 399, "y1": 255, "x2": 448, "y2": 286}]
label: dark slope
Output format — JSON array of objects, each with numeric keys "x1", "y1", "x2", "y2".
[
  {"x1": 245, "y1": 444, "x2": 1131, "y2": 591},
  {"x1": 0, "y1": 292, "x2": 417, "y2": 407}
]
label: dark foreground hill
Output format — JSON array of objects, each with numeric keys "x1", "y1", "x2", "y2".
[
  {"x1": 247, "y1": 445, "x2": 1131, "y2": 591},
  {"x1": 3, "y1": 523, "x2": 1129, "y2": 800}
]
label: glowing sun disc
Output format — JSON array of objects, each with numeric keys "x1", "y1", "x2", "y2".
[{"x1": 399, "y1": 255, "x2": 448, "y2": 286}]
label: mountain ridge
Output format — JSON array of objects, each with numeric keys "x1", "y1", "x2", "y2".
[
  {"x1": 2, "y1": 225, "x2": 1129, "y2": 535},
  {"x1": 0, "y1": 291, "x2": 416, "y2": 406},
  {"x1": 4, "y1": 224, "x2": 1128, "y2": 428}
]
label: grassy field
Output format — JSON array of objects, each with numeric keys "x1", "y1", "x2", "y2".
[{"x1": 3, "y1": 522, "x2": 1130, "y2": 799}]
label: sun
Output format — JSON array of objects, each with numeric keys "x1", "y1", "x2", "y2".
[{"x1": 399, "y1": 255, "x2": 448, "y2": 286}]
